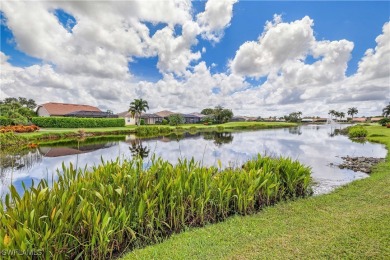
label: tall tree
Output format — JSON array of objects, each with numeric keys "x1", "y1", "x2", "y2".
[
  {"x1": 339, "y1": 112, "x2": 345, "y2": 121},
  {"x1": 382, "y1": 103, "x2": 390, "y2": 118},
  {"x1": 328, "y1": 110, "x2": 336, "y2": 120},
  {"x1": 129, "y1": 99, "x2": 149, "y2": 126},
  {"x1": 347, "y1": 107, "x2": 358, "y2": 121}
]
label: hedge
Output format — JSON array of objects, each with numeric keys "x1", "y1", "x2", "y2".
[
  {"x1": 0, "y1": 116, "x2": 12, "y2": 126},
  {"x1": 31, "y1": 117, "x2": 125, "y2": 128}
]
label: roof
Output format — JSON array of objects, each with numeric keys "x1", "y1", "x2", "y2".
[
  {"x1": 352, "y1": 118, "x2": 367, "y2": 122},
  {"x1": 38, "y1": 102, "x2": 101, "y2": 116},
  {"x1": 370, "y1": 117, "x2": 384, "y2": 121},
  {"x1": 117, "y1": 111, "x2": 131, "y2": 117},
  {"x1": 64, "y1": 110, "x2": 118, "y2": 118},
  {"x1": 182, "y1": 114, "x2": 201, "y2": 118},
  {"x1": 189, "y1": 112, "x2": 206, "y2": 118},
  {"x1": 140, "y1": 113, "x2": 163, "y2": 119},
  {"x1": 155, "y1": 110, "x2": 176, "y2": 117}
]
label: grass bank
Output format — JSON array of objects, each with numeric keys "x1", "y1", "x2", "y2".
[
  {"x1": 123, "y1": 125, "x2": 390, "y2": 259},
  {"x1": 19, "y1": 122, "x2": 296, "y2": 141}
]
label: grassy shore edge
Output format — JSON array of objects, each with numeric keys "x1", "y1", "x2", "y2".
[
  {"x1": 19, "y1": 122, "x2": 297, "y2": 142},
  {"x1": 122, "y1": 125, "x2": 390, "y2": 259}
]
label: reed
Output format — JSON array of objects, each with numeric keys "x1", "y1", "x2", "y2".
[{"x1": 0, "y1": 155, "x2": 311, "y2": 259}]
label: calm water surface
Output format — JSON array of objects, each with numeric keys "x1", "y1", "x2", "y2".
[{"x1": 0, "y1": 124, "x2": 386, "y2": 197}]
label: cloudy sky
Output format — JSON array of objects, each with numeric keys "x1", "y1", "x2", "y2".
[{"x1": 1, "y1": 1, "x2": 389, "y2": 117}]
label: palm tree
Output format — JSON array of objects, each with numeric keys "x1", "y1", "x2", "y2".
[
  {"x1": 333, "y1": 111, "x2": 340, "y2": 122},
  {"x1": 328, "y1": 110, "x2": 336, "y2": 120},
  {"x1": 129, "y1": 99, "x2": 149, "y2": 126},
  {"x1": 339, "y1": 112, "x2": 345, "y2": 121},
  {"x1": 347, "y1": 107, "x2": 358, "y2": 122},
  {"x1": 382, "y1": 103, "x2": 390, "y2": 118}
]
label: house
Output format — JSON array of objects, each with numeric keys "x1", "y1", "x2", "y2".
[
  {"x1": 313, "y1": 118, "x2": 327, "y2": 123},
  {"x1": 117, "y1": 112, "x2": 162, "y2": 125},
  {"x1": 155, "y1": 110, "x2": 176, "y2": 118},
  {"x1": 140, "y1": 113, "x2": 163, "y2": 124},
  {"x1": 301, "y1": 118, "x2": 314, "y2": 123},
  {"x1": 352, "y1": 117, "x2": 367, "y2": 123},
  {"x1": 36, "y1": 102, "x2": 114, "y2": 118},
  {"x1": 370, "y1": 117, "x2": 384, "y2": 122},
  {"x1": 181, "y1": 114, "x2": 201, "y2": 124},
  {"x1": 231, "y1": 116, "x2": 246, "y2": 122},
  {"x1": 155, "y1": 110, "x2": 201, "y2": 124},
  {"x1": 117, "y1": 112, "x2": 136, "y2": 125}
]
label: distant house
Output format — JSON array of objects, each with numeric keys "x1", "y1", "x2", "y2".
[
  {"x1": 140, "y1": 113, "x2": 163, "y2": 124},
  {"x1": 231, "y1": 116, "x2": 246, "y2": 122},
  {"x1": 117, "y1": 112, "x2": 136, "y2": 125},
  {"x1": 352, "y1": 117, "x2": 367, "y2": 123},
  {"x1": 155, "y1": 110, "x2": 176, "y2": 118},
  {"x1": 181, "y1": 114, "x2": 201, "y2": 124},
  {"x1": 117, "y1": 112, "x2": 163, "y2": 125},
  {"x1": 36, "y1": 102, "x2": 115, "y2": 118},
  {"x1": 370, "y1": 117, "x2": 384, "y2": 122},
  {"x1": 301, "y1": 118, "x2": 314, "y2": 123},
  {"x1": 155, "y1": 110, "x2": 201, "y2": 124},
  {"x1": 313, "y1": 118, "x2": 327, "y2": 123}
]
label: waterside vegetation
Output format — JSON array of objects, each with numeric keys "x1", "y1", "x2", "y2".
[{"x1": 0, "y1": 154, "x2": 311, "y2": 259}]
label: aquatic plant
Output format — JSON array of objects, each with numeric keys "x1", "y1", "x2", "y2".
[{"x1": 0, "y1": 155, "x2": 311, "y2": 259}]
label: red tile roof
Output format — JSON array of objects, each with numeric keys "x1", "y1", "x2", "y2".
[{"x1": 38, "y1": 102, "x2": 101, "y2": 116}]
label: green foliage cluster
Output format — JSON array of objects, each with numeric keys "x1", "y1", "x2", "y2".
[
  {"x1": 284, "y1": 111, "x2": 302, "y2": 122},
  {"x1": 31, "y1": 117, "x2": 125, "y2": 128},
  {"x1": 0, "y1": 155, "x2": 311, "y2": 258},
  {"x1": 161, "y1": 119, "x2": 168, "y2": 125},
  {"x1": 0, "y1": 97, "x2": 37, "y2": 125},
  {"x1": 0, "y1": 116, "x2": 12, "y2": 126},
  {"x1": 378, "y1": 118, "x2": 390, "y2": 126},
  {"x1": 0, "y1": 132, "x2": 28, "y2": 149},
  {"x1": 201, "y1": 106, "x2": 233, "y2": 124},
  {"x1": 135, "y1": 126, "x2": 171, "y2": 136},
  {"x1": 129, "y1": 99, "x2": 149, "y2": 126},
  {"x1": 168, "y1": 114, "x2": 185, "y2": 126},
  {"x1": 348, "y1": 125, "x2": 368, "y2": 138}
]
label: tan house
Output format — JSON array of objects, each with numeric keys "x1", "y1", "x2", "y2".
[
  {"x1": 36, "y1": 102, "x2": 105, "y2": 117},
  {"x1": 117, "y1": 112, "x2": 162, "y2": 125},
  {"x1": 351, "y1": 117, "x2": 367, "y2": 123},
  {"x1": 370, "y1": 117, "x2": 384, "y2": 122},
  {"x1": 117, "y1": 112, "x2": 137, "y2": 125}
]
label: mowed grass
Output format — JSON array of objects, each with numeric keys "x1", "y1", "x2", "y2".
[{"x1": 123, "y1": 125, "x2": 390, "y2": 259}]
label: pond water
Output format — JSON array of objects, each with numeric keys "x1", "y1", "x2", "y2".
[{"x1": 0, "y1": 124, "x2": 386, "y2": 197}]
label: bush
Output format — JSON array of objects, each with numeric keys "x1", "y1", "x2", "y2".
[
  {"x1": 0, "y1": 116, "x2": 12, "y2": 126},
  {"x1": 348, "y1": 126, "x2": 368, "y2": 138},
  {"x1": 32, "y1": 117, "x2": 125, "y2": 128},
  {"x1": 378, "y1": 118, "x2": 390, "y2": 126},
  {"x1": 162, "y1": 119, "x2": 168, "y2": 125},
  {"x1": 168, "y1": 114, "x2": 185, "y2": 126},
  {"x1": 140, "y1": 119, "x2": 145, "y2": 125},
  {"x1": 0, "y1": 125, "x2": 39, "y2": 133}
]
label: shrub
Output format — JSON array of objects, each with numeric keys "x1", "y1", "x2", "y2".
[
  {"x1": 0, "y1": 116, "x2": 12, "y2": 126},
  {"x1": 168, "y1": 114, "x2": 185, "y2": 126},
  {"x1": 0, "y1": 125, "x2": 39, "y2": 133},
  {"x1": 378, "y1": 118, "x2": 390, "y2": 126},
  {"x1": 348, "y1": 126, "x2": 368, "y2": 138},
  {"x1": 140, "y1": 119, "x2": 145, "y2": 125},
  {"x1": 32, "y1": 117, "x2": 125, "y2": 128},
  {"x1": 0, "y1": 155, "x2": 311, "y2": 258},
  {"x1": 162, "y1": 119, "x2": 168, "y2": 125}
]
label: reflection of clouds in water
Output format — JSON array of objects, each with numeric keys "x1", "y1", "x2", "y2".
[{"x1": 1, "y1": 124, "x2": 387, "y2": 197}]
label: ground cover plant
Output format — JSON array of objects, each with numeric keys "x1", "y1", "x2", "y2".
[{"x1": 0, "y1": 154, "x2": 311, "y2": 259}]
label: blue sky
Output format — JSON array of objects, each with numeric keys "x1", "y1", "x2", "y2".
[
  {"x1": 2, "y1": 1, "x2": 388, "y2": 79},
  {"x1": 1, "y1": 1, "x2": 389, "y2": 116}
]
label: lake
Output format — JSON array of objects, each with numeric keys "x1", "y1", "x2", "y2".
[{"x1": 0, "y1": 124, "x2": 386, "y2": 197}]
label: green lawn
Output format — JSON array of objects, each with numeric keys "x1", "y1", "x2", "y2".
[{"x1": 122, "y1": 125, "x2": 390, "y2": 259}]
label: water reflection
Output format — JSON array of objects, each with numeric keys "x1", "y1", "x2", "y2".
[{"x1": 0, "y1": 124, "x2": 386, "y2": 197}]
